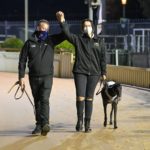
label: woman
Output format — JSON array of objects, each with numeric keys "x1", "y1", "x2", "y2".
[{"x1": 56, "y1": 11, "x2": 106, "y2": 132}]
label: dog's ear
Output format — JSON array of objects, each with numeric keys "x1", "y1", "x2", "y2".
[{"x1": 114, "y1": 82, "x2": 121, "y2": 87}]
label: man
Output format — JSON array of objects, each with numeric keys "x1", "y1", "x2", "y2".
[
  {"x1": 56, "y1": 12, "x2": 106, "y2": 132},
  {"x1": 18, "y1": 19, "x2": 65, "y2": 136}
]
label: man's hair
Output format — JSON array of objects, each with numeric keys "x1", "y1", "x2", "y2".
[
  {"x1": 37, "y1": 19, "x2": 49, "y2": 26},
  {"x1": 81, "y1": 18, "x2": 95, "y2": 31}
]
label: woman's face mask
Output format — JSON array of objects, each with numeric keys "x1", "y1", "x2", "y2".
[
  {"x1": 83, "y1": 26, "x2": 93, "y2": 35},
  {"x1": 83, "y1": 21, "x2": 94, "y2": 38}
]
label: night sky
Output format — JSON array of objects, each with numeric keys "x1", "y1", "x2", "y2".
[{"x1": 0, "y1": 0, "x2": 144, "y2": 21}]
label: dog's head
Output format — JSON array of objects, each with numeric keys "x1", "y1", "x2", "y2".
[{"x1": 101, "y1": 81, "x2": 122, "y2": 102}]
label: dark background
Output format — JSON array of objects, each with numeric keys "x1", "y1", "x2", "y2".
[{"x1": 0, "y1": 0, "x2": 143, "y2": 21}]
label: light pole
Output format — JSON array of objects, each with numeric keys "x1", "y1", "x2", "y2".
[
  {"x1": 89, "y1": 1, "x2": 93, "y2": 20},
  {"x1": 25, "y1": 0, "x2": 28, "y2": 41},
  {"x1": 84, "y1": 0, "x2": 101, "y2": 21},
  {"x1": 121, "y1": 0, "x2": 127, "y2": 18}
]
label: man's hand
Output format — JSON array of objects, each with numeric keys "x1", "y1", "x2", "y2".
[
  {"x1": 19, "y1": 78, "x2": 25, "y2": 90},
  {"x1": 100, "y1": 75, "x2": 106, "y2": 81},
  {"x1": 56, "y1": 11, "x2": 65, "y2": 23}
]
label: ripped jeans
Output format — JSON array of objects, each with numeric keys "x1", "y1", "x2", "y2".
[{"x1": 74, "y1": 73, "x2": 100, "y2": 99}]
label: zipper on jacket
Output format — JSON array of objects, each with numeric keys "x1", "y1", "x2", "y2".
[
  {"x1": 88, "y1": 39, "x2": 92, "y2": 75},
  {"x1": 38, "y1": 43, "x2": 42, "y2": 75}
]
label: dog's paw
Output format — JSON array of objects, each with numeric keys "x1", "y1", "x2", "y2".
[
  {"x1": 103, "y1": 122, "x2": 107, "y2": 127},
  {"x1": 114, "y1": 126, "x2": 118, "y2": 129},
  {"x1": 109, "y1": 121, "x2": 113, "y2": 125}
]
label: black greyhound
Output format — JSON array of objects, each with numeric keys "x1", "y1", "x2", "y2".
[{"x1": 96, "y1": 81, "x2": 122, "y2": 129}]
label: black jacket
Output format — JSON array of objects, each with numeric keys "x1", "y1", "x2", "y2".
[
  {"x1": 60, "y1": 22, "x2": 106, "y2": 76},
  {"x1": 18, "y1": 32, "x2": 65, "y2": 79}
]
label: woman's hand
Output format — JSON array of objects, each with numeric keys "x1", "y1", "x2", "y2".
[{"x1": 100, "y1": 75, "x2": 106, "y2": 81}]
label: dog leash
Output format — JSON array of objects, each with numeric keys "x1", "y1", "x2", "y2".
[
  {"x1": 8, "y1": 81, "x2": 35, "y2": 115},
  {"x1": 96, "y1": 79, "x2": 105, "y2": 95},
  {"x1": 96, "y1": 80, "x2": 118, "y2": 102}
]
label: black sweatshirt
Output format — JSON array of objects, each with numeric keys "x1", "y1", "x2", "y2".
[
  {"x1": 18, "y1": 32, "x2": 65, "y2": 79},
  {"x1": 60, "y1": 22, "x2": 106, "y2": 76}
]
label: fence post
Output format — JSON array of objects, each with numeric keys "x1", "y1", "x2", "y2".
[
  {"x1": 115, "y1": 49, "x2": 119, "y2": 66},
  {"x1": 148, "y1": 52, "x2": 150, "y2": 68},
  {"x1": 4, "y1": 21, "x2": 8, "y2": 38}
]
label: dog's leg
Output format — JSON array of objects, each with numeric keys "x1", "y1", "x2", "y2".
[
  {"x1": 103, "y1": 103, "x2": 107, "y2": 127},
  {"x1": 110, "y1": 103, "x2": 113, "y2": 125},
  {"x1": 113, "y1": 103, "x2": 118, "y2": 129}
]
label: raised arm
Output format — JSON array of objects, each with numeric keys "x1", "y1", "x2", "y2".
[
  {"x1": 56, "y1": 11, "x2": 78, "y2": 44},
  {"x1": 50, "y1": 32, "x2": 66, "y2": 46}
]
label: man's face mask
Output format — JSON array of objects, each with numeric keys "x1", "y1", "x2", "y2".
[
  {"x1": 36, "y1": 31, "x2": 48, "y2": 41},
  {"x1": 36, "y1": 22, "x2": 49, "y2": 41}
]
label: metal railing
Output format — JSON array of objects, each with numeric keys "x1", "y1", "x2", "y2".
[{"x1": 0, "y1": 20, "x2": 150, "y2": 68}]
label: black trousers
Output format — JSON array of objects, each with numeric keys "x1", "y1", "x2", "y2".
[
  {"x1": 29, "y1": 75, "x2": 53, "y2": 127},
  {"x1": 74, "y1": 73, "x2": 100, "y2": 121},
  {"x1": 74, "y1": 73, "x2": 100, "y2": 98}
]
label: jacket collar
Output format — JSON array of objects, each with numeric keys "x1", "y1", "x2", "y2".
[{"x1": 28, "y1": 32, "x2": 39, "y2": 43}]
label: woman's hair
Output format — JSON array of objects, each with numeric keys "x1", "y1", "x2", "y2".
[{"x1": 81, "y1": 18, "x2": 95, "y2": 31}]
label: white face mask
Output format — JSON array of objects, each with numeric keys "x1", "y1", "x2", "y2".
[{"x1": 83, "y1": 26, "x2": 93, "y2": 38}]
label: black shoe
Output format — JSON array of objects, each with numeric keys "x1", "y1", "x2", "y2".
[
  {"x1": 76, "y1": 101, "x2": 84, "y2": 132},
  {"x1": 32, "y1": 125, "x2": 41, "y2": 135},
  {"x1": 85, "y1": 119, "x2": 92, "y2": 133},
  {"x1": 85, "y1": 127, "x2": 92, "y2": 133},
  {"x1": 41, "y1": 124, "x2": 50, "y2": 136},
  {"x1": 76, "y1": 120, "x2": 83, "y2": 132}
]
